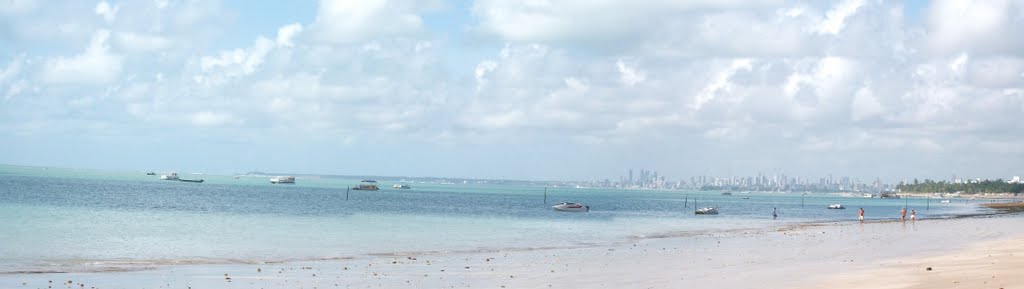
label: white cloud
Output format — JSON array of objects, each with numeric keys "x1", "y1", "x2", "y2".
[
  {"x1": 474, "y1": 60, "x2": 498, "y2": 91},
  {"x1": 0, "y1": 0, "x2": 36, "y2": 15},
  {"x1": 276, "y1": 23, "x2": 303, "y2": 48},
  {"x1": 616, "y1": 59, "x2": 646, "y2": 87},
  {"x1": 813, "y1": 0, "x2": 863, "y2": 35},
  {"x1": 309, "y1": 0, "x2": 424, "y2": 44},
  {"x1": 41, "y1": 30, "x2": 123, "y2": 84},
  {"x1": 189, "y1": 111, "x2": 240, "y2": 127},
  {"x1": 197, "y1": 37, "x2": 274, "y2": 84},
  {"x1": 926, "y1": 0, "x2": 1023, "y2": 55},
  {"x1": 692, "y1": 59, "x2": 752, "y2": 110},
  {"x1": 850, "y1": 85, "x2": 883, "y2": 121},
  {"x1": 115, "y1": 32, "x2": 171, "y2": 52},
  {"x1": 94, "y1": 1, "x2": 119, "y2": 23}
]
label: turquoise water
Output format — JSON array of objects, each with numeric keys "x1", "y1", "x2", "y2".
[{"x1": 0, "y1": 165, "x2": 986, "y2": 273}]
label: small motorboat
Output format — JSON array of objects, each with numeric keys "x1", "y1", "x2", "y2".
[
  {"x1": 828, "y1": 204, "x2": 846, "y2": 209},
  {"x1": 695, "y1": 207, "x2": 719, "y2": 215},
  {"x1": 552, "y1": 202, "x2": 589, "y2": 212},
  {"x1": 270, "y1": 176, "x2": 295, "y2": 184},
  {"x1": 146, "y1": 172, "x2": 156, "y2": 176},
  {"x1": 352, "y1": 180, "x2": 379, "y2": 191},
  {"x1": 393, "y1": 183, "x2": 411, "y2": 189},
  {"x1": 179, "y1": 178, "x2": 204, "y2": 183},
  {"x1": 940, "y1": 199, "x2": 951, "y2": 203}
]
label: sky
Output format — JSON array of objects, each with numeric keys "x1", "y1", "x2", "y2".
[{"x1": 0, "y1": 0, "x2": 1022, "y2": 182}]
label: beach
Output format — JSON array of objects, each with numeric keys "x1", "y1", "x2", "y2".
[{"x1": 3, "y1": 214, "x2": 1021, "y2": 289}]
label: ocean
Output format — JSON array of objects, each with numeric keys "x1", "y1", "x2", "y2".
[{"x1": 0, "y1": 165, "x2": 987, "y2": 274}]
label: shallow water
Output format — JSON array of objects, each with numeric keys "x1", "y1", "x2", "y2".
[{"x1": 0, "y1": 165, "x2": 987, "y2": 273}]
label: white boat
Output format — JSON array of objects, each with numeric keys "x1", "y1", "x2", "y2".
[
  {"x1": 270, "y1": 176, "x2": 295, "y2": 184},
  {"x1": 160, "y1": 172, "x2": 179, "y2": 180},
  {"x1": 940, "y1": 199, "x2": 951, "y2": 203},
  {"x1": 353, "y1": 180, "x2": 379, "y2": 191},
  {"x1": 552, "y1": 202, "x2": 589, "y2": 212},
  {"x1": 695, "y1": 207, "x2": 719, "y2": 215},
  {"x1": 828, "y1": 204, "x2": 846, "y2": 209},
  {"x1": 393, "y1": 183, "x2": 411, "y2": 189}
]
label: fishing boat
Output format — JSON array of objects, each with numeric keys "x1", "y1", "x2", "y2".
[
  {"x1": 353, "y1": 180, "x2": 379, "y2": 191},
  {"x1": 179, "y1": 178, "x2": 204, "y2": 183},
  {"x1": 393, "y1": 183, "x2": 411, "y2": 189},
  {"x1": 270, "y1": 176, "x2": 295, "y2": 184},
  {"x1": 695, "y1": 207, "x2": 719, "y2": 215},
  {"x1": 828, "y1": 204, "x2": 846, "y2": 209},
  {"x1": 552, "y1": 202, "x2": 589, "y2": 212},
  {"x1": 160, "y1": 172, "x2": 179, "y2": 180}
]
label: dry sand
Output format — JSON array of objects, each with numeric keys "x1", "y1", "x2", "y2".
[
  {"x1": 805, "y1": 237, "x2": 1024, "y2": 289},
  {"x1": 3, "y1": 215, "x2": 1023, "y2": 289}
]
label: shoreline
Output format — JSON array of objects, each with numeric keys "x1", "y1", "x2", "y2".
[
  {"x1": 2, "y1": 213, "x2": 1022, "y2": 288},
  {"x1": 3, "y1": 206, "x2": 1021, "y2": 276}
]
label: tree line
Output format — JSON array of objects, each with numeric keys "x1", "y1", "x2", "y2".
[{"x1": 897, "y1": 179, "x2": 1024, "y2": 195}]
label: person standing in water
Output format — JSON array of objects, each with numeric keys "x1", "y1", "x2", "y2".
[
  {"x1": 900, "y1": 207, "x2": 907, "y2": 222},
  {"x1": 858, "y1": 208, "x2": 864, "y2": 222},
  {"x1": 772, "y1": 207, "x2": 778, "y2": 219},
  {"x1": 910, "y1": 209, "x2": 916, "y2": 222}
]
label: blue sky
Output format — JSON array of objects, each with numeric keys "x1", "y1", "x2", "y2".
[{"x1": 1, "y1": 0, "x2": 1022, "y2": 182}]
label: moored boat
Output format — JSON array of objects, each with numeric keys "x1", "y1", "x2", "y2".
[
  {"x1": 695, "y1": 207, "x2": 719, "y2": 215},
  {"x1": 353, "y1": 180, "x2": 379, "y2": 191},
  {"x1": 552, "y1": 202, "x2": 589, "y2": 212},
  {"x1": 270, "y1": 176, "x2": 295, "y2": 184}
]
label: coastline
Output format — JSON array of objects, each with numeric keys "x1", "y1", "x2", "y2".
[{"x1": 2, "y1": 212, "x2": 1021, "y2": 289}]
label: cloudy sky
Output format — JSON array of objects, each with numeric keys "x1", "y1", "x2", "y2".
[{"x1": 1, "y1": 0, "x2": 1022, "y2": 182}]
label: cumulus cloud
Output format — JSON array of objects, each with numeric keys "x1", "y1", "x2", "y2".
[
  {"x1": 474, "y1": 60, "x2": 497, "y2": 91},
  {"x1": 41, "y1": 30, "x2": 123, "y2": 84},
  {"x1": 276, "y1": 23, "x2": 303, "y2": 47},
  {"x1": 189, "y1": 111, "x2": 240, "y2": 127},
  {"x1": 95, "y1": 1, "x2": 119, "y2": 23},
  {"x1": 3, "y1": 0, "x2": 1024, "y2": 179},
  {"x1": 616, "y1": 59, "x2": 646, "y2": 87},
  {"x1": 309, "y1": 0, "x2": 424, "y2": 44}
]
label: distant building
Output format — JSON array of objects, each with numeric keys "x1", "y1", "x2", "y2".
[{"x1": 1011, "y1": 176, "x2": 1021, "y2": 184}]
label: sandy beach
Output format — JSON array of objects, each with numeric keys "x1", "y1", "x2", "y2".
[{"x1": 2, "y1": 213, "x2": 1022, "y2": 289}]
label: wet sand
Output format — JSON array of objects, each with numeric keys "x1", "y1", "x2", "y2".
[{"x1": 2, "y1": 215, "x2": 1022, "y2": 289}]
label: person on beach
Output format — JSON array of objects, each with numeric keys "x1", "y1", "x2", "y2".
[
  {"x1": 858, "y1": 208, "x2": 864, "y2": 222},
  {"x1": 773, "y1": 207, "x2": 778, "y2": 219},
  {"x1": 900, "y1": 207, "x2": 907, "y2": 222},
  {"x1": 911, "y1": 209, "x2": 916, "y2": 222}
]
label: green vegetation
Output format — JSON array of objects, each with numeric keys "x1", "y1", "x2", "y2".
[{"x1": 897, "y1": 179, "x2": 1024, "y2": 195}]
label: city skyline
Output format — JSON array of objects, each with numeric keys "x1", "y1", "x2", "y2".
[{"x1": 1, "y1": 1, "x2": 1022, "y2": 181}]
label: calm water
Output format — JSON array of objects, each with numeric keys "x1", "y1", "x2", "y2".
[{"x1": 0, "y1": 165, "x2": 986, "y2": 273}]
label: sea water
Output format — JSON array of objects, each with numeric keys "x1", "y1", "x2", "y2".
[{"x1": 0, "y1": 165, "x2": 987, "y2": 273}]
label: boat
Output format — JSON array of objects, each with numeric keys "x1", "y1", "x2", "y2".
[
  {"x1": 862, "y1": 193, "x2": 874, "y2": 198},
  {"x1": 146, "y1": 172, "x2": 156, "y2": 176},
  {"x1": 552, "y1": 202, "x2": 589, "y2": 212},
  {"x1": 940, "y1": 199, "x2": 951, "y2": 203},
  {"x1": 159, "y1": 172, "x2": 179, "y2": 180},
  {"x1": 353, "y1": 180, "x2": 379, "y2": 191},
  {"x1": 179, "y1": 178, "x2": 204, "y2": 183},
  {"x1": 393, "y1": 183, "x2": 411, "y2": 189},
  {"x1": 721, "y1": 192, "x2": 733, "y2": 196},
  {"x1": 270, "y1": 176, "x2": 295, "y2": 184},
  {"x1": 695, "y1": 207, "x2": 719, "y2": 215},
  {"x1": 828, "y1": 204, "x2": 846, "y2": 209}
]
